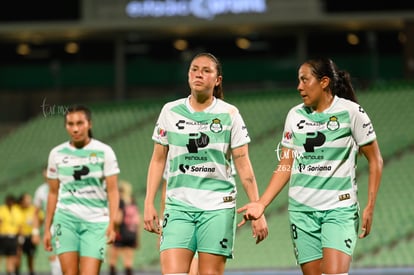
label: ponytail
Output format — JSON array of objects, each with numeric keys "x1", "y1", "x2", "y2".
[
  {"x1": 335, "y1": 70, "x2": 358, "y2": 103},
  {"x1": 305, "y1": 58, "x2": 358, "y2": 103}
]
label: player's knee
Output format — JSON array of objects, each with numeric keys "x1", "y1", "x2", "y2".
[{"x1": 322, "y1": 273, "x2": 348, "y2": 275}]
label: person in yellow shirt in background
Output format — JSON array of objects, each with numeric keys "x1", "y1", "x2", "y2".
[
  {"x1": 16, "y1": 193, "x2": 39, "y2": 275},
  {"x1": 0, "y1": 194, "x2": 24, "y2": 275}
]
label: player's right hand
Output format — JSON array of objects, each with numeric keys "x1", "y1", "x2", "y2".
[
  {"x1": 43, "y1": 230, "x2": 53, "y2": 252},
  {"x1": 144, "y1": 204, "x2": 160, "y2": 234}
]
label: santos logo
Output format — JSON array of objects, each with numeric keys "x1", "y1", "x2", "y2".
[{"x1": 126, "y1": 0, "x2": 267, "y2": 20}]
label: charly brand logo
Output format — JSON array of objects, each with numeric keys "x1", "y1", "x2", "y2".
[
  {"x1": 40, "y1": 98, "x2": 69, "y2": 117},
  {"x1": 126, "y1": 0, "x2": 267, "y2": 20}
]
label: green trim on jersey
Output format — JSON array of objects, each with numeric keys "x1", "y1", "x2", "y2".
[
  {"x1": 168, "y1": 174, "x2": 232, "y2": 191},
  {"x1": 59, "y1": 197, "x2": 107, "y2": 208},
  {"x1": 171, "y1": 104, "x2": 233, "y2": 126},
  {"x1": 289, "y1": 173, "x2": 352, "y2": 190},
  {"x1": 58, "y1": 147, "x2": 105, "y2": 158}
]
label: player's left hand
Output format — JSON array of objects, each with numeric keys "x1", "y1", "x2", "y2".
[
  {"x1": 251, "y1": 215, "x2": 268, "y2": 244},
  {"x1": 106, "y1": 228, "x2": 117, "y2": 244},
  {"x1": 359, "y1": 205, "x2": 374, "y2": 238}
]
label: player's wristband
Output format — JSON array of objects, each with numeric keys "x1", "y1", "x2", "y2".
[{"x1": 32, "y1": 228, "x2": 40, "y2": 236}]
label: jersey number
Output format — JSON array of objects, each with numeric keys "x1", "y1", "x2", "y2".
[{"x1": 291, "y1": 223, "x2": 298, "y2": 239}]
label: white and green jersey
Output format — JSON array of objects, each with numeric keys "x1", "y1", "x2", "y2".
[
  {"x1": 47, "y1": 139, "x2": 120, "y2": 222},
  {"x1": 33, "y1": 183, "x2": 49, "y2": 213},
  {"x1": 153, "y1": 96, "x2": 249, "y2": 211},
  {"x1": 281, "y1": 96, "x2": 376, "y2": 211}
]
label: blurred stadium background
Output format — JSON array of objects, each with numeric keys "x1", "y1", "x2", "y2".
[{"x1": 0, "y1": 0, "x2": 413, "y2": 274}]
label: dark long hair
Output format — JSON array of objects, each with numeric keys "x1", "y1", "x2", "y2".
[
  {"x1": 191, "y1": 52, "x2": 224, "y2": 99},
  {"x1": 64, "y1": 104, "x2": 93, "y2": 138},
  {"x1": 304, "y1": 58, "x2": 358, "y2": 103}
]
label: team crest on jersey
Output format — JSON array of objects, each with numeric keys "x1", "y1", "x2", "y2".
[
  {"x1": 89, "y1": 153, "x2": 98, "y2": 164},
  {"x1": 210, "y1": 118, "x2": 223, "y2": 133},
  {"x1": 327, "y1": 116, "x2": 340, "y2": 131}
]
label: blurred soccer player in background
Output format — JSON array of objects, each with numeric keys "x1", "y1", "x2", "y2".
[
  {"x1": 32, "y1": 167, "x2": 62, "y2": 275},
  {"x1": 43, "y1": 105, "x2": 120, "y2": 275}
]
